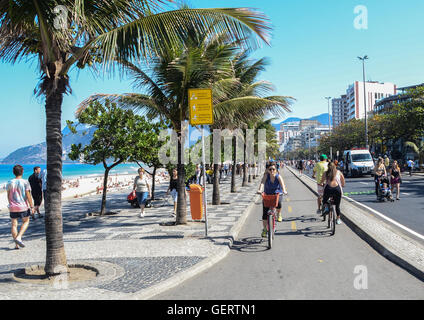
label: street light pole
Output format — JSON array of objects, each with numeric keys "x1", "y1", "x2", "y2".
[
  {"x1": 358, "y1": 55, "x2": 369, "y2": 150},
  {"x1": 325, "y1": 96, "x2": 332, "y2": 159}
]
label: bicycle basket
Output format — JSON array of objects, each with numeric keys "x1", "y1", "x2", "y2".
[{"x1": 262, "y1": 193, "x2": 280, "y2": 207}]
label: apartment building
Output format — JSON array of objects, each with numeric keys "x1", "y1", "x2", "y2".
[
  {"x1": 332, "y1": 94, "x2": 348, "y2": 128},
  {"x1": 346, "y1": 81, "x2": 396, "y2": 120}
]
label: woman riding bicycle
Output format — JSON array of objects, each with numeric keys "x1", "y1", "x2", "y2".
[
  {"x1": 320, "y1": 162, "x2": 345, "y2": 225},
  {"x1": 257, "y1": 162, "x2": 288, "y2": 237}
]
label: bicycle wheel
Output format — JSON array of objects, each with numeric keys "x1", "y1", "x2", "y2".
[
  {"x1": 268, "y1": 213, "x2": 273, "y2": 249},
  {"x1": 327, "y1": 206, "x2": 331, "y2": 229},
  {"x1": 331, "y1": 205, "x2": 336, "y2": 236}
]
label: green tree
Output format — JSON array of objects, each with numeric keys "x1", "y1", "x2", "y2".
[
  {"x1": 392, "y1": 87, "x2": 424, "y2": 142},
  {"x1": 404, "y1": 140, "x2": 424, "y2": 168},
  {"x1": 68, "y1": 100, "x2": 163, "y2": 215}
]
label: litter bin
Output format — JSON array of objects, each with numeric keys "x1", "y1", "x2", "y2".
[{"x1": 189, "y1": 184, "x2": 203, "y2": 220}]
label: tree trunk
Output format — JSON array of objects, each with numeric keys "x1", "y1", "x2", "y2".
[
  {"x1": 212, "y1": 163, "x2": 220, "y2": 205},
  {"x1": 176, "y1": 128, "x2": 187, "y2": 225},
  {"x1": 44, "y1": 87, "x2": 68, "y2": 276},
  {"x1": 231, "y1": 135, "x2": 237, "y2": 193},
  {"x1": 151, "y1": 166, "x2": 157, "y2": 200},
  {"x1": 100, "y1": 167, "x2": 110, "y2": 216}
]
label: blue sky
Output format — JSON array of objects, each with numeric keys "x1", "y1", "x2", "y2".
[{"x1": 1, "y1": 0, "x2": 424, "y2": 158}]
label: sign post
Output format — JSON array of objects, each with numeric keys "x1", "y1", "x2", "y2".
[{"x1": 189, "y1": 89, "x2": 213, "y2": 237}]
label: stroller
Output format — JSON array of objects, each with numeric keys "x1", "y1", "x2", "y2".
[
  {"x1": 377, "y1": 176, "x2": 394, "y2": 202},
  {"x1": 127, "y1": 191, "x2": 152, "y2": 208}
]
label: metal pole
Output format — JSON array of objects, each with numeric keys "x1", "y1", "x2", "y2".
[
  {"x1": 359, "y1": 56, "x2": 369, "y2": 149},
  {"x1": 325, "y1": 97, "x2": 332, "y2": 159},
  {"x1": 201, "y1": 126, "x2": 208, "y2": 236},
  {"x1": 362, "y1": 60, "x2": 369, "y2": 149}
]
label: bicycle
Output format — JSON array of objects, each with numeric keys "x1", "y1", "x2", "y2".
[
  {"x1": 322, "y1": 196, "x2": 336, "y2": 236},
  {"x1": 262, "y1": 193, "x2": 280, "y2": 249}
]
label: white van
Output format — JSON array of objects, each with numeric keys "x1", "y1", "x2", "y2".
[{"x1": 343, "y1": 149, "x2": 375, "y2": 177}]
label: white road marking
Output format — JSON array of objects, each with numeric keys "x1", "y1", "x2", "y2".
[{"x1": 343, "y1": 195, "x2": 424, "y2": 241}]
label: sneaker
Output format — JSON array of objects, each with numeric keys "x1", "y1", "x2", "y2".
[
  {"x1": 38, "y1": 213, "x2": 43, "y2": 218},
  {"x1": 14, "y1": 238, "x2": 25, "y2": 248},
  {"x1": 336, "y1": 218, "x2": 342, "y2": 225},
  {"x1": 277, "y1": 214, "x2": 282, "y2": 222},
  {"x1": 261, "y1": 229, "x2": 267, "y2": 238},
  {"x1": 31, "y1": 215, "x2": 36, "y2": 221},
  {"x1": 139, "y1": 212, "x2": 145, "y2": 218},
  {"x1": 316, "y1": 209, "x2": 321, "y2": 214}
]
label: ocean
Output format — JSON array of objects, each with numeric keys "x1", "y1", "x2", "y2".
[{"x1": 0, "y1": 163, "x2": 142, "y2": 187}]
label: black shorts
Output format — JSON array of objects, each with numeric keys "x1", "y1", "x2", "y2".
[
  {"x1": 32, "y1": 192, "x2": 43, "y2": 206},
  {"x1": 262, "y1": 196, "x2": 283, "y2": 220},
  {"x1": 10, "y1": 210, "x2": 31, "y2": 219}
]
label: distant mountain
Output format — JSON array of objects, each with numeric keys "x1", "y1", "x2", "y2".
[
  {"x1": 273, "y1": 113, "x2": 332, "y2": 131},
  {"x1": 1, "y1": 126, "x2": 96, "y2": 164}
]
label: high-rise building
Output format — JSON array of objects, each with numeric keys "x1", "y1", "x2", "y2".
[
  {"x1": 332, "y1": 95, "x2": 348, "y2": 128},
  {"x1": 346, "y1": 81, "x2": 396, "y2": 120}
]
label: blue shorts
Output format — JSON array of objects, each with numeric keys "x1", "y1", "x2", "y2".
[
  {"x1": 136, "y1": 192, "x2": 149, "y2": 206},
  {"x1": 10, "y1": 210, "x2": 31, "y2": 219}
]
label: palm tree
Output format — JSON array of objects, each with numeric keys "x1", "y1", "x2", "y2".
[
  {"x1": 212, "y1": 51, "x2": 293, "y2": 192},
  {"x1": 0, "y1": 0, "x2": 270, "y2": 275}
]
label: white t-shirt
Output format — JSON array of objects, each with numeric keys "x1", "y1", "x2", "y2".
[
  {"x1": 6, "y1": 178, "x2": 31, "y2": 212},
  {"x1": 134, "y1": 175, "x2": 150, "y2": 193}
]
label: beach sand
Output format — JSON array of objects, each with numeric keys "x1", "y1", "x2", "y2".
[{"x1": 0, "y1": 169, "x2": 169, "y2": 213}]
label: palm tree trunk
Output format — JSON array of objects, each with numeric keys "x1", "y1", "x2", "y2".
[
  {"x1": 231, "y1": 135, "x2": 237, "y2": 193},
  {"x1": 176, "y1": 128, "x2": 187, "y2": 224},
  {"x1": 44, "y1": 87, "x2": 68, "y2": 276},
  {"x1": 212, "y1": 163, "x2": 220, "y2": 205}
]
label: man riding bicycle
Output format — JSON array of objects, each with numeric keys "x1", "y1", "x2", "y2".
[
  {"x1": 257, "y1": 162, "x2": 288, "y2": 237},
  {"x1": 312, "y1": 154, "x2": 329, "y2": 214}
]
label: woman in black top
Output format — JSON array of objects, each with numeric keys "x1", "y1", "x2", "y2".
[{"x1": 167, "y1": 169, "x2": 178, "y2": 217}]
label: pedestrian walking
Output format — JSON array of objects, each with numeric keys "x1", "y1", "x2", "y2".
[
  {"x1": 407, "y1": 159, "x2": 414, "y2": 176},
  {"x1": 6, "y1": 165, "x2": 35, "y2": 249},
  {"x1": 389, "y1": 160, "x2": 402, "y2": 200},
  {"x1": 166, "y1": 168, "x2": 178, "y2": 217},
  {"x1": 133, "y1": 168, "x2": 151, "y2": 218},
  {"x1": 28, "y1": 166, "x2": 43, "y2": 220},
  {"x1": 373, "y1": 157, "x2": 387, "y2": 200},
  {"x1": 39, "y1": 168, "x2": 47, "y2": 202}
]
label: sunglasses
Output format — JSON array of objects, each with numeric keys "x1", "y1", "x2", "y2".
[{"x1": 268, "y1": 168, "x2": 276, "y2": 171}]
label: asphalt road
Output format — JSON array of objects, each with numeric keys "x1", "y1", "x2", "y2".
[
  {"x1": 154, "y1": 169, "x2": 424, "y2": 300},
  {"x1": 300, "y1": 168, "x2": 424, "y2": 237}
]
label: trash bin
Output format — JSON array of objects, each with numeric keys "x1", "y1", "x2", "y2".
[{"x1": 189, "y1": 184, "x2": 203, "y2": 220}]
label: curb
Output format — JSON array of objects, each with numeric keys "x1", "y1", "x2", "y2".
[
  {"x1": 131, "y1": 183, "x2": 261, "y2": 300},
  {"x1": 286, "y1": 166, "x2": 424, "y2": 282}
]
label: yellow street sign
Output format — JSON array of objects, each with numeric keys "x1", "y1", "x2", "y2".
[{"x1": 188, "y1": 88, "x2": 213, "y2": 125}]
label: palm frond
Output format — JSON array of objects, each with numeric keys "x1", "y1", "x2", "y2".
[{"x1": 91, "y1": 7, "x2": 271, "y2": 71}]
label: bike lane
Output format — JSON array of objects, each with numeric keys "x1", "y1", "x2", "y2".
[{"x1": 154, "y1": 168, "x2": 424, "y2": 300}]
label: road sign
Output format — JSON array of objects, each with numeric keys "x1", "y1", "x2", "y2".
[{"x1": 188, "y1": 88, "x2": 213, "y2": 125}]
